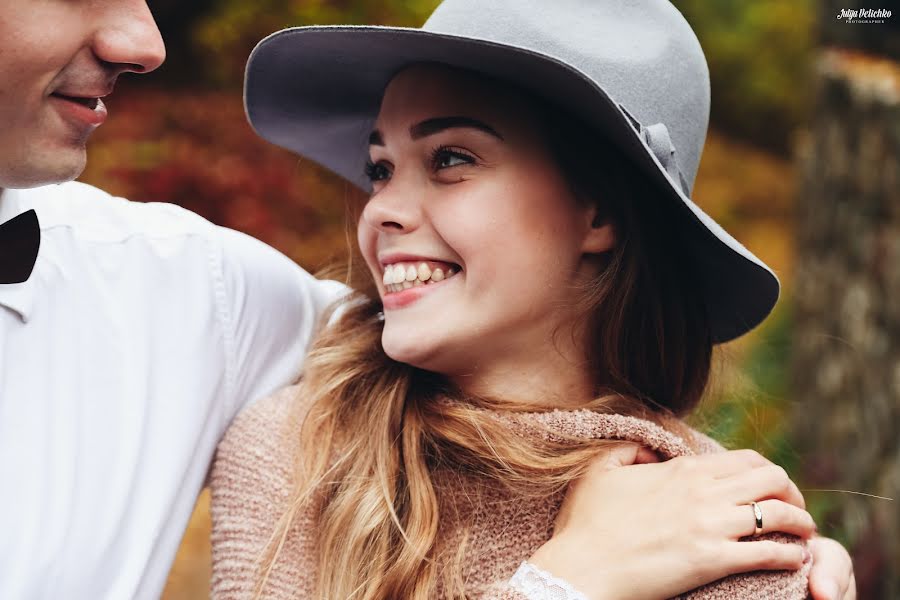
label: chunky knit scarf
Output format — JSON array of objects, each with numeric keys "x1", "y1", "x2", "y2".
[{"x1": 210, "y1": 385, "x2": 810, "y2": 599}]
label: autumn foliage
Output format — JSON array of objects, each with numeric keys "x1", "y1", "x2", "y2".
[{"x1": 81, "y1": 88, "x2": 356, "y2": 272}]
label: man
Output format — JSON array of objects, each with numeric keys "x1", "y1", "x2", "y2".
[
  {"x1": 0, "y1": 1, "x2": 348, "y2": 598},
  {"x1": 0, "y1": 1, "x2": 856, "y2": 599}
]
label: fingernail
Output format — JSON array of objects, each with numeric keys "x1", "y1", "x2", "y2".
[{"x1": 802, "y1": 547, "x2": 811, "y2": 564}]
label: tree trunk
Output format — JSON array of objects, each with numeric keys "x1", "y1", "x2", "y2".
[{"x1": 791, "y1": 37, "x2": 900, "y2": 599}]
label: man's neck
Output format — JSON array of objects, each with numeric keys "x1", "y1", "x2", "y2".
[{"x1": 0, "y1": 187, "x2": 24, "y2": 223}]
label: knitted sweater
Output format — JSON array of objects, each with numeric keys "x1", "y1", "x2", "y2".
[{"x1": 210, "y1": 385, "x2": 811, "y2": 599}]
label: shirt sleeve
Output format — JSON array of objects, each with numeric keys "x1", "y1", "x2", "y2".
[{"x1": 213, "y1": 226, "x2": 351, "y2": 428}]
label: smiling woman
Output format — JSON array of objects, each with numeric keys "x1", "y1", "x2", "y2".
[
  {"x1": 206, "y1": 1, "x2": 849, "y2": 599},
  {"x1": 356, "y1": 65, "x2": 620, "y2": 392}
]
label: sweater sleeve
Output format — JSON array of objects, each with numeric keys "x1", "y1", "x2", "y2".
[
  {"x1": 210, "y1": 385, "x2": 319, "y2": 599},
  {"x1": 491, "y1": 409, "x2": 813, "y2": 600},
  {"x1": 482, "y1": 558, "x2": 812, "y2": 600},
  {"x1": 477, "y1": 582, "x2": 531, "y2": 600},
  {"x1": 479, "y1": 562, "x2": 592, "y2": 600}
]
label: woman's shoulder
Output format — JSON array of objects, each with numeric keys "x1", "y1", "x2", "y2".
[
  {"x1": 491, "y1": 406, "x2": 726, "y2": 459},
  {"x1": 210, "y1": 383, "x2": 316, "y2": 532},
  {"x1": 216, "y1": 384, "x2": 306, "y2": 473},
  {"x1": 209, "y1": 384, "x2": 315, "y2": 598}
]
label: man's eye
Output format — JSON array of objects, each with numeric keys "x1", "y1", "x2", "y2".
[{"x1": 364, "y1": 160, "x2": 391, "y2": 182}]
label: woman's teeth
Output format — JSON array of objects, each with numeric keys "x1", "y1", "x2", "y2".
[{"x1": 382, "y1": 261, "x2": 458, "y2": 292}]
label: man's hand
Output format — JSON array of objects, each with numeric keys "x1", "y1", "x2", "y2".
[{"x1": 807, "y1": 535, "x2": 856, "y2": 600}]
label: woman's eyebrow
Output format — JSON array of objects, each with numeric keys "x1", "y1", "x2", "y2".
[
  {"x1": 368, "y1": 116, "x2": 504, "y2": 147},
  {"x1": 411, "y1": 116, "x2": 504, "y2": 141}
]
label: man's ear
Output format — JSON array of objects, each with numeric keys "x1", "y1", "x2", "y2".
[{"x1": 581, "y1": 206, "x2": 616, "y2": 254}]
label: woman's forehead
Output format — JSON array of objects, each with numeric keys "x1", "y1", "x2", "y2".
[{"x1": 375, "y1": 64, "x2": 530, "y2": 134}]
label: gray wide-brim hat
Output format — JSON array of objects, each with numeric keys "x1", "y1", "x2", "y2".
[{"x1": 244, "y1": 0, "x2": 780, "y2": 344}]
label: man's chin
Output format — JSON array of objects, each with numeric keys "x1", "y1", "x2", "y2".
[{"x1": 0, "y1": 147, "x2": 87, "y2": 189}]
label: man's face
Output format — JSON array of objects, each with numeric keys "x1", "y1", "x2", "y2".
[{"x1": 0, "y1": 0, "x2": 165, "y2": 189}]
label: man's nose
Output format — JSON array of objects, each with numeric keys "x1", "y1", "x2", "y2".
[{"x1": 92, "y1": 0, "x2": 166, "y2": 75}]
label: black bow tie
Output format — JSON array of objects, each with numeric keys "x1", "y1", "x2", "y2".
[{"x1": 0, "y1": 210, "x2": 41, "y2": 284}]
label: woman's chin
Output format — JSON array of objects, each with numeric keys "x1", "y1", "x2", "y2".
[
  {"x1": 382, "y1": 330, "x2": 432, "y2": 367},
  {"x1": 380, "y1": 328, "x2": 455, "y2": 373}
]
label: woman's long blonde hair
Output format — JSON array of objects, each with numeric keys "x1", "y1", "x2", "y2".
[{"x1": 257, "y1": 83, "x2": 714, "y2": 599}]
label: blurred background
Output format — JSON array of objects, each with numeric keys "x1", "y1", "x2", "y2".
[{"x1": 76, "y1": 1, "x2": 899, "y2": 597}]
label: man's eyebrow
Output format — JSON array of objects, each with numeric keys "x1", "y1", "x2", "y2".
[{"x1": 367, "y1": 116, "x2": 504, "y2": 147}]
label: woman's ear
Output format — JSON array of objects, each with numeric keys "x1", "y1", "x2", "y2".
[{"x1": 581, "y1": 206, "x2": 616, "y2": 254}]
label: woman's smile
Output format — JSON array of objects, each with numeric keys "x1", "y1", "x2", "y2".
[
  {"x1": 381, "y1": 259, "x2": 460, "y2": 290},
  {"x1": 380, "y1": 263, "x2": 462, "y2": 309},
  {"x1": 382, "y1": 260, "x2": 460, "y2": 292},
  {"x1": 378, "y1": 252, "x2": 463, "y2": 308}
]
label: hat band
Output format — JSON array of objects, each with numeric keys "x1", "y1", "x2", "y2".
[{"x1": 619, "y1": 104, "x2": 690, "y2": 196}]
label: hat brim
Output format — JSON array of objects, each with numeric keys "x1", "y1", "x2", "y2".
[{"x1": 245, "y1": 26, "x2": 780, "y2": 343}]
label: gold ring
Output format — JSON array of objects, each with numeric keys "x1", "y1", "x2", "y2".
[{"x1": 750, "y1": 501, "x2": 763, "y2": 535}]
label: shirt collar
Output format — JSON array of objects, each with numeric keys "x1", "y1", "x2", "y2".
[{"x1": 0, "y1": 188, "x2": 40, "y2": 322}]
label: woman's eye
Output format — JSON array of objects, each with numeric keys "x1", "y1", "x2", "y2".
[
  {"x1": 364, "y1": 160, "x2": 391, "y2": 182},
  {"x1": 431, "y1": 148, "x2": 475, "y2": 170}
]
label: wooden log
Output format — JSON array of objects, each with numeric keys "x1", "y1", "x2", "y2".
[{"x1": 791, "y1": 46, "x2": 900, "y2": 599}]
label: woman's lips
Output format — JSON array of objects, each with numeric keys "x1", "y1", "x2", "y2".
[
  {"x1": 381, "y1": 271, "x2": 459, "y2": 310},
  {"x1": 49, "y1": 93, "x2": 107, "y2": 127}
]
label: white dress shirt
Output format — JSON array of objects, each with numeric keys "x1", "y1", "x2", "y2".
[{"x1": 0, "y1": 181, "x2": 350, "y2": 599}]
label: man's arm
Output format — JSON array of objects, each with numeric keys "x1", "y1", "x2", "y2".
[{"x1": 214, "y1": 226, "x2": 351, "y2": 429}]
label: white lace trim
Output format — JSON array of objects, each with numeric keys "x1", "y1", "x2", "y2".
[{"x1": 509, "y1": 561, "x2": 590, "y2": 600}]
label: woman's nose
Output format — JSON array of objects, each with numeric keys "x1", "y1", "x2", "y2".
[
  {"x1": 92, "y1": 0, "x2": 166, "y2": 74},
  {"x1": 361, "y1": 177, "x2": 424, "y2": 234}
]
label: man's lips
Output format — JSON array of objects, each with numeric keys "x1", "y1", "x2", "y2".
[
  {"x1": 49, "y1": 92, "x2": 108, "y2": 127},
  {"x1": 51, "y1": 93, "x2": 101, "y2": 110}
]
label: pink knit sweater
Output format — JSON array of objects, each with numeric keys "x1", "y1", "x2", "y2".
[{"x1": 210, "y1": 385, "x2": 810, "y2": 599}]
